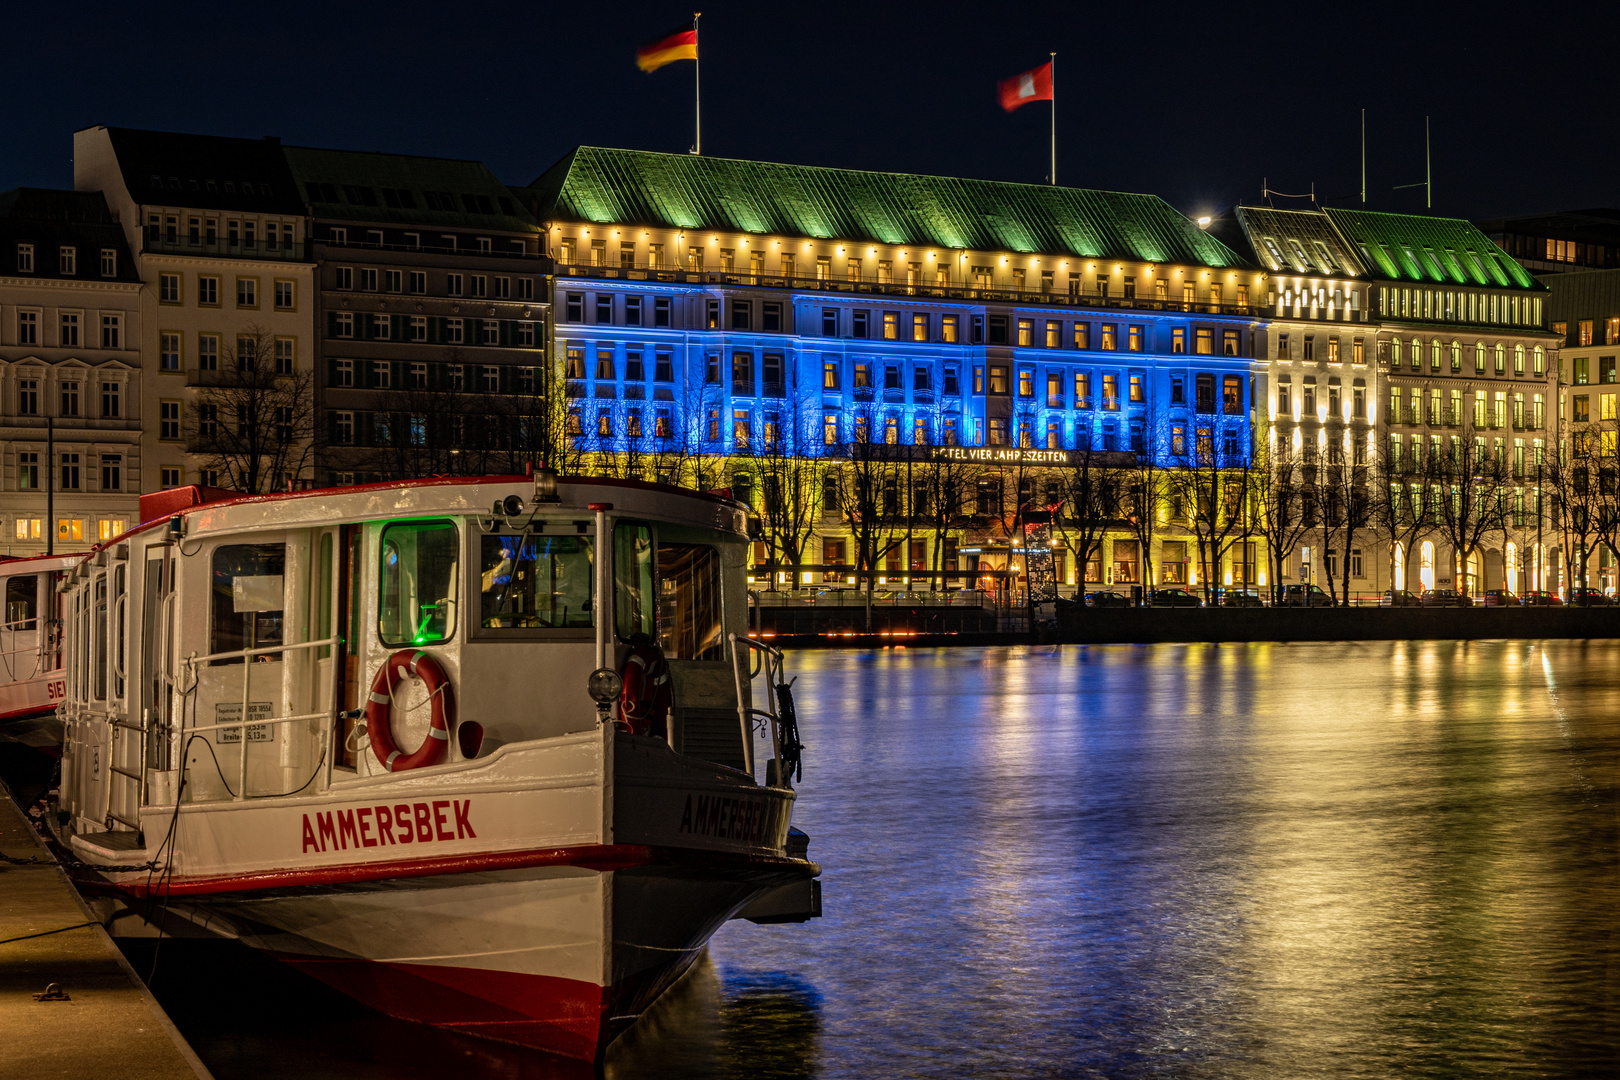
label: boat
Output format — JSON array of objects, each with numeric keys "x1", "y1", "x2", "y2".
[
  {"x1": 51, "y1": 472, "x2": 820, "y2": 1063},
  {"x1": 0, "y1": 552, "x2": 73, "y2": 728}
]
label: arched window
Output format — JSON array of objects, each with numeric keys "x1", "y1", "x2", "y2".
[
  {"x1": 1420, "y1": 541, "x2": 1436, "y2": 592},
  {"x1": 1450, "y1": 340, "x2": 1462, "y2": 371},
  {"x1": 1475, "y1": 342, "x2": 1486, "y2": 374},
  {"x1": 1506, "y1": 542, "x2": 1518, "y2": 593},
  {"x1": 1394, "y1": 542, "x2": 1406, "y2": 591}
]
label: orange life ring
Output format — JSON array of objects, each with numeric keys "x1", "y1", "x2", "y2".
[
  {"x1": 367, "y1": 649, "x2": 456, "y2": 772},
  {"x1": 618, "y1": 641, "x2": 671, "y2": 739}
]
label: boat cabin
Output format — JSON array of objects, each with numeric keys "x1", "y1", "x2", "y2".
[
  {"x1": 56, "y1": 475, "x2": 757, "y2": 834},
  {"x1": 0, "y1": 554, "x2": 73, "y2": 723}
]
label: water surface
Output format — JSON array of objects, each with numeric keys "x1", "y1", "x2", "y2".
[{"x1": 128, "y1": 641, "x2": 1620, "y2": 1078}]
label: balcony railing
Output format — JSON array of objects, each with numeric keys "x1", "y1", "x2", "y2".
[
  {"x1": 317, "y1": 238, "x2": 545, "y2": 261},
  {"x1": 557, "y1": 261, "x2": 1262, "y2": 317},
  {"x1": 145, "y1": 232, "x2": 307, "y2": 261}
]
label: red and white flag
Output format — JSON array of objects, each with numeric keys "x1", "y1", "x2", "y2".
[{"x1": 998, "y1": 61, "x2": 1053, "y2": 112}]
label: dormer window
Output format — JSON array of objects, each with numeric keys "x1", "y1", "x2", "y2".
[
  {"x1": 16, "y1": 243, "x2": 33, "y2": 273},
  {"x1": 59, "y1": 246, "x2": 77, "y2": 275}
]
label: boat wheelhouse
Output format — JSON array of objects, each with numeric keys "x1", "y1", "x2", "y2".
[
  {"x1": 54, "y1": 473, "x2": 818, "y2": 1062},
  {"x1": 0, "y1": 553, "x2": 74, "y2": 728}
]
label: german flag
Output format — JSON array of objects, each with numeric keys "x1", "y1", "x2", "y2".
[{"x1": 636, "y1": 22, "x2": 698, "y2": 72}]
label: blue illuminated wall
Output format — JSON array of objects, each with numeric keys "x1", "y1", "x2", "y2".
[{"x1": 553, "y1": 276, "x2": 1259, "y2": 468}]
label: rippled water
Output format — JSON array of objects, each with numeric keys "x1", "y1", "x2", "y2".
[{"x1": 125, "y1": 641, "x2": 1619, "y2": 1078}]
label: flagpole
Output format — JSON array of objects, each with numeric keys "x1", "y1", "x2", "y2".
[
  {"x1": 1049, "y1": 52, "x2": 1057, "y2": 185},
  {"x1": 694, "y1": 11, "x2": 703, "y2": 154}
]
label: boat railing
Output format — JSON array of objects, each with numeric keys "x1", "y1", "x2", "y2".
[
  {"x1": 728, "y1": 632, "x2": 788, "y2": 787},
  {"x1": 173, "y1": 635, "x2": 341, "y2": 803}
]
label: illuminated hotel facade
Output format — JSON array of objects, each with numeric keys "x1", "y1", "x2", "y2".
[{"x1": 527, "y1": 147, "x2": 1268, "y2": 594}]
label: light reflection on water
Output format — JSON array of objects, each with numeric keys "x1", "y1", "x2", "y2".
[{"x1": 132, "y1": 641, "x2": 1618, "y2": 1078}]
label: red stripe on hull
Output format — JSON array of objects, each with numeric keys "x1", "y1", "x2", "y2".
[
  {"x1": 279, "y1": 955, "x2": 635, "y2": 1062},
  {"x1": 94, "y1": 842, "x2": 814, "y2": 899}
]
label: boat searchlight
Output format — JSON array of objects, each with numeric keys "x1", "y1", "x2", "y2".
[{"x1": 587, "y1": 668, "x2": 623, "y2": 725}]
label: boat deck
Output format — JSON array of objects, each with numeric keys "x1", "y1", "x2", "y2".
[{"x1": 0, "y1": 786, "x2": 213, "y2": 1080}]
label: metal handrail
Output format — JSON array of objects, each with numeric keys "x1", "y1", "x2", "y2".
[
  {"x1": 728, "y1": 632, "x2": 785, "y2": 787},
  {"x1": 181, "y1": 634, "x2": 342, "y2": 801}
]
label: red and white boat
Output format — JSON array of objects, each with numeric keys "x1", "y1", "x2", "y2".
[
  {"x1": 52, "y1": 473, "x2": 819, "y2": 1062},
  {"x1": 0, "y1": 553, "x2": 73, "y2": 729}
]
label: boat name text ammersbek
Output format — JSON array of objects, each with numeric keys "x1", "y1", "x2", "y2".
[{"x1": 301, "y1": 799, "x2": 475, "y2": 853}]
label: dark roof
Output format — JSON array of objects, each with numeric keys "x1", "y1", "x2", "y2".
[
  {"x1": 0, "y1": 188, "x2": 140, "y2": 282},
  {"x1": 1539, "y1": 267, "x2": 1620, "y2": 328},
  {"x1": 282, "y1": 145, "x2": 537, "y2": 232},
  {"x1": 1322, "y1": 207, "x2": 1540, "y2": 289},
  {"x1": 1477, "y1": 208, "x2": 1620, "y2": 245},
  {"x1": 529, "y1": 146, "x2": 1251, "y2": 269},
  {"x1": 96, "y1": 126, "x2": 304, "y2": 214}
]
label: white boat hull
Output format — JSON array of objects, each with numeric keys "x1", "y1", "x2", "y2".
[{"x1": 76, "y1": 730, "x2": 814, "y2": 1061}]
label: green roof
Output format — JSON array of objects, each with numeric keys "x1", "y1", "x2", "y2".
[
  {"x1": 529, "y1": 147, "x2": 1249, "y2": 268},
  {"x1": 1321, "y1": 208, "x2": 1539, "y2": 290},
  {"x1": 282, "y1": 145, "x2": 537, "y2": 232}
]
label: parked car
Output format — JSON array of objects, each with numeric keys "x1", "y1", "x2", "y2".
[
  {"x1": 1568, "y1": 588, "x2": 1616, "y2": 606},
  {"x1": 1519, "y1": 590, "x2": 1564, "y2": 607},
  {"x1": 1278, "y1": 584, "x2": 1333, "y2": 608},
  {"x1": 1148, "y1": 588, "x2": 1201, "y2": 608},
  {"x1": 1480, "y1": 589, "x2": 1519, "y2": 607},
  {"x1": 1419, "y1": 589, "x2": 1473, "y2": 607},
  {"x1": 1380, "y1": 589, "x2": 1421, "y2": 607},
  {"x1": 1084, "y1": 590, "x2": 1133, "y2": 608},
  {"x1": 1215, "y1": 589, "x2": 1262, "y2": 607}
]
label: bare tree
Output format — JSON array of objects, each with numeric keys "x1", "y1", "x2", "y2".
[
  {"x1": 1313, "y1": 422, "x2": 1373, "y2": 606},
  {"x1": 1370, "y1": 434, "x2": 1437, "y2": 597},
  {"x1": 192, "y1": 325, "x2": 315, "y2": 492},
  {"x1": 1051, "y1": 442, "x2": 1123, "y2": 599},
  {"x1": 1119, "y1": 402, "x2": 1167, "y2": 597},
  {"x1": 1430, "y1": 431, "x2": 1511, "y2": 597},
  {"x1": 1164, "y1": 412, "x2": 1252, "y2": 603},
  {"x1": 1549, "y1": 420, "x2": 1607, "y2": 601},
  {"x1": 751, "y1": 385, "x2": 826, "y2": 590},
  {"x1": 838, "y1": 402, "x2": 904, "y2": 630},
  {"x1": 912, "y1": 408, "x2": 977, "y2": 593},
  {"x1": 1252, "y1": 432, "x2": 1317, "y2": 605}
]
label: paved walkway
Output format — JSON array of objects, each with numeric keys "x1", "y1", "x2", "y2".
[{"x1": 0, "y1": 785, "x2": 212, "y2": 1080}]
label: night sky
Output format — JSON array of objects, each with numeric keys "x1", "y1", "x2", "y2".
[{"x1": 8, "y1": 1, "x2": 1617, "y2": 221}]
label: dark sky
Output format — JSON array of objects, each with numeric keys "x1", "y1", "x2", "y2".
[{"x1": 7, "y1": 1, "x2": 1617, "y2": 221}]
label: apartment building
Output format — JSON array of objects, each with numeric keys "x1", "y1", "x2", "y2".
[
  {"x1": 1230, "y1": 204, "x2": 1559, "y2": 596},
  {"x1": 0, "y1": 188, "x2": 142, "y2": 555},
  {"x1": 281, "y1": 146, "x2": 548, "y2": 484},
  {"x1": 1543, "y1": 267, "x2": 1620, "y2": 593},
  {"x1": 73, "y1": 126, "x2": 317, "y2": 493}
]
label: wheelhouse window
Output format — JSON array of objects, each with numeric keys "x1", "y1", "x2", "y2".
[
  {"x1": 211, "y1": 544, "x2": 285, "y2": 664},
  {"x1": 478, "y1": 532, "x2": 592, "y2": 630},
  {"x1": 658, "y1": 543, "x2": 723, "y2": 661},
  {"x1": 379, "y1": 520, "x2": 459, "y2": 645},
  {"x1": 615, "y1": 524, "x2": 656, "y2": 641},
  {"x1": 5, "y1": 574, "x2": 38, "y2": 631}
]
